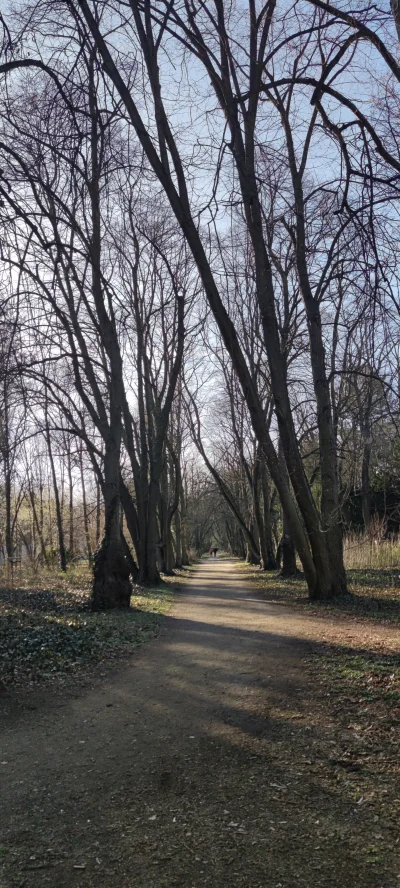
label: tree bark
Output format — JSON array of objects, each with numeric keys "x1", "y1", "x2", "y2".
[
  {"x1": 45, "y1": 411, "x2": 67, "y2": 572},
  {"x1": 95, "y1": 474, "x2": 101, "y2": 547},
  {"x1": 361, "y1": 428, "x2": 372, "y2": 532},
  {"x1": 180, "y1": 477, "x2": 189, "y2": 565},
  {"x1": 278, "y1": 513, "x2": 298, "y2": 578},
  {"x1": 79, "y1": 443, "x2": 92, "y2": 563},
  {"x1": 67, "y1": 442, "x2": 74, "y2": 560},
  {"x1": 87, "y1": 53, "x2": 133, "y2": 608},
  {"x1": 28, "y1": 487, "x2": 49, "y2": 567},
  {"x1": 254, "y1": 453, "x2": 277, "y2": 570},
  {"x1": 92, "y1": 436, "x2": 132, "y2": 609}
]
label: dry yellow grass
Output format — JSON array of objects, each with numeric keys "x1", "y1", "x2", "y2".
[{"x1": 344, "y1": 532, "x2": 400, "y2": 571}]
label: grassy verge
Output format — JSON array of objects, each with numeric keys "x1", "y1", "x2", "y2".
[
  {"x1": 308, "y1": 642, "x2": 400, "y2": 835},
  {"x1": 237, "y1": 561, "x2": 400, "y2": 622},
  {"x1": 237, "y1": 559, "x2": 400, "y2": 711},
  {"x1": 237, "y1": 558, "x2": 400, "y2": 836},
  {"x1": 238, "y1": 559, "x2": 400, "y2": 809},
  {"x1": 0, "y1": 566, "x2": 174, "y2": 688}
]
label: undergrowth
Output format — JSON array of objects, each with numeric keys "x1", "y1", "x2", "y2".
[
  {"x1": 238, "y1": 561, "x2": 400, "y2": 623},
  {"x1": 0, "y1": 565, "x2": 174, "y2": 688}
]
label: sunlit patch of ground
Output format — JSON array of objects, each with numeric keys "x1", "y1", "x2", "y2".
[
  {"x1": 0, "y1": 564, "x2": 174, "y2": 688},
  {"x1": 237, "y1": 558, "x2": 400, "y2": 867}
]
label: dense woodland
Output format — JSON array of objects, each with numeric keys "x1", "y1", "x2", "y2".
[{"x1": 1, "y1": 1, "x2": 400, "y2": 606}]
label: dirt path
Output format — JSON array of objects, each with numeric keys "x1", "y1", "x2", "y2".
[{"x1": 1, "y1": 559, "x2": 398, "y2": 888}]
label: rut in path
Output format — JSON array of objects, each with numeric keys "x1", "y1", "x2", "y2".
[{"x1": 0, "y1": 558, "x2": 397, "y2": 888}]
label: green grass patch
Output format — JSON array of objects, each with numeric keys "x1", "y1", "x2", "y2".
[
  {"x1": 314, "y1": 647, "x2": 400, "y2": 734},
  {"x1": 0, "y1": 572, "x2": 174, "y2": 687}
]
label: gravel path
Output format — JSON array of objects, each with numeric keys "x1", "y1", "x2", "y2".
[{"x1": 1, "y1": 558, "x2": 398, "y2": 887}]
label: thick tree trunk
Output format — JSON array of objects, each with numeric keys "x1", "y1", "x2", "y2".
[
  {"x1": 307, "y1": 302, "x2": 347, "y2": 595},
  {"x1": 91, "y1": 441, "x2": 132, "y2": 609},
  {"x1": 282, "y1": 124, "x2": 347, "y2": 596},
  {"x1": 87, "y1": 58, "x2": 133, "y2": 608},
  {"x1": 246, "y1": 542, "x2": 259, "y2": 564},
  {"x1": 277, "y1": 508, "x2": 298, "y2": 578},
  {"x1": 92, "y1": 500, "x2": 132, "y2": 608},
  {"x1": 96, "y1": 475, "x2": 101, "y2": 547}
]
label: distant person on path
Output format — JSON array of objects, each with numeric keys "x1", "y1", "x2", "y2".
[
  {"x1": 209, "y1": 547, "x2": 213, "y2": 557},
  {"x1": 213, "y1": 547, "x2": 218, "y2": 557}
]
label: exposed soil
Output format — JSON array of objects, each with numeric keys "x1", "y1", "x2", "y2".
[{"x1": 1, "y1": 558, "x2": 399, "y2": 888}]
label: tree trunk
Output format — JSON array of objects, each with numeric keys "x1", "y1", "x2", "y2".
[
  {"x1": 180, "y1": 478, "x2": 189, "y2": 565},
  {"x1": 119, "y1": 477, "x2": 140, "y2": 576},
  {"x1": 96, "y1": 474, "x2": 101, "y2": 547},
  {"x1": 45, "y1": 417, "x2": 67, "y2": 572},
  {"x1": 5, "y1": 460, "x2": 12, "y2": 560},
  {"x1": 3, "y1": 388, "x2": 12, "y2": 559},
  {"x1": 79, "y1": 444, "x2": 92, "y2": 563},
  {"x1": 47, "y1": 478, "x2": 53, "y2": 551},
  {"x1": 174, "y1": 508, "x2": 182, "y2": 568},
  {"x1": 257, "y1": 456, "x2": 277, "y2": 570},
  {"x1": 87, "y1": 55, "x2": 133, "y2": 608},
  {"x1": 361, "y1": 424, "x2": 372, "y2": 532},
  {"x1": 165, "y1": 522, "x2": 174, "y2": 574},
  {"x1": 277, "y1": 442, "x2": 297, "y2": 577},
  {"x1": 92, "y1": 438, "x2": 132, "y2": 609},
  {"x1": 278, "y1": 510, "x2": 298, "y2": 578},
  {"x1": 145, "y1": 478, "x2": 161, "y2": 584},
  {"x1": 67, "y1": 444, "x2": 74, "y2": 560},
  {"x1": 29, "y1": 488, "x2": 49, "y2": 567}
]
